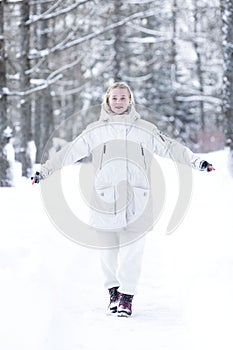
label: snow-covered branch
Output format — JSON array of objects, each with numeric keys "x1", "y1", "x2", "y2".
[
  {"x1": 47, "y1": 54, "x2": 85, "y2": 81},
  {"x1": 25, "y1": 57, "x2": 46, "y2": 75},
  {"x1": 55, "y1": 83, "x2": 87, "y2": 96},
  {"x1": 124, "y1": 36, "x2": 172, "y2": 44},
  {"x1": 26, "y1": 0, "x2": 92, "y2": 25},
  {"x1": 26, "y1": 0, "x2": 63, "y2": 24},
  {"x1": 6, "y1": 74, "x2": 62, "y2": 96},
  {"x1": 5, "y1": 0, "x2": 24, "y2": 3},
  {"x1": 6, "y1": 54, "x2": 85, "y2": 96},
  {"x1": 126, "y1": 0, "x2": 156, "y2": 4},
  {"x1": 176, "y1": 95, "x2": 222, "y2": 104},
  {"x1": 121, "y1": 73, "x2": 153, "y2": 82},
  {"x1": 29, "y1": 0, "x2": 54, "y2": 3},
  {"x1": 50, "y1": 8, "x2": 156, "y2": 53},
  {"x1": 126, "y1": 22, "x2": 167, "y2": 37},
  {"x1": 27, "y1": 8, "x2": 156, "y2": 59}
]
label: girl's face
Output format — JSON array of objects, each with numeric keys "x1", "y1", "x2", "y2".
[{"x1": 108, "y1": 88, "x2": 131, "y2": 114}]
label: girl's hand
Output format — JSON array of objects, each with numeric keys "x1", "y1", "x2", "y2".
[
  {"x1": 207, "y1": 164, "x2": 215, "y2": 172},
  {"x1": 201, "y1": 161, "x2": 215, "y2": 172},
  {"x1": 31, "y1": 171, "x2": 41, "y2": 184}
]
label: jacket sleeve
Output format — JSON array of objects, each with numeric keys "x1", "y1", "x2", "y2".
[
  {"x1": 40, "y1": 132, "x2": 90, "y2": 179},
  {"x1": 152, "y1": 128, "x2": 203, "y2": 170}
]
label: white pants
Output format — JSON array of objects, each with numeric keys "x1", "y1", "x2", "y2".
[{"x1": 99, "y1": 231, "x2": 146, "y2": 295}]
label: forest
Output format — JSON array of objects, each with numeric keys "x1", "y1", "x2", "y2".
[{"x1": 0, "y1": 0, "x2": 233, "y2": 186}]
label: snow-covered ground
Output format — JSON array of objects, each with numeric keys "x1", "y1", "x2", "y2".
[{"x1": 0, "y1": 149, "x2": 233, "y2": 350}]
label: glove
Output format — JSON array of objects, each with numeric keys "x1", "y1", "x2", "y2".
[
  {"x1": 201, "y1": 161, "x2": 215, "y2": 172},
  {"x1": 31, "y1": 171, "x2": 41, "y2": 184}
]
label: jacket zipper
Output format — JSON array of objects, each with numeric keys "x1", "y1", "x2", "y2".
[
  {"x1": 99, "y1": 143, "x2": 106, "y2": 169},
  {"x1": 140, "y1": 143, "x2": 147, "y2": 169},
  {"x1": 159, "y1": 132, "x2": 165, "y2": 142}
]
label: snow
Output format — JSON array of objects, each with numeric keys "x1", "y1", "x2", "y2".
[
  {"x1": 4, "y1": 143, "x2": 15, "y2": 163},
  {"x1": 1, "y1": 149, "x2": 233, "y2": 350},
  {"x1": 26, "y1": 140, "x2": 37, "y2": 165},
  {"x1": 3, "y1": 137, "x2": 16, "y2": 186}
]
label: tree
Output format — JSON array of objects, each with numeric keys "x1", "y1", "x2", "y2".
[
  {"x1": 193, "y1": 0, "x2": 205, "y2": 130},
  {"x1": 167, "y1": 0, "x2": 223, "y2": 148},
  {"x1": 222, "y1": 0, "x2": 233, "y2": 164},
  {"x1": 112, "y1": 0, "x2": 123, "y2": 81},
  {"x1": 0, "y1": 0, "x2": 226, "y2": 176},
  {"x1": 33, "y1": 1, "x2": 54, "y2": 162},
  {"x1": 19, "y1": 0, "x2": 35, "y2": 177},
  {"x1": 0, "y1": 0, "x2": 11, "y2": 186},
  {"x1": 0, "y1": 0, "x2": 7, "y2": 131}
]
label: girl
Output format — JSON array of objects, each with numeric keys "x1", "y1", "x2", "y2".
[{"x1": 32, "y1": 82, "x2": 215, "y2": 317}]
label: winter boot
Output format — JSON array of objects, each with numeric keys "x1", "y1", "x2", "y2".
[
  {"x1": 117, "y1": 293, "x2": 134, "y2": 317},
  {"x1": 107, "y1": 286, "x2": 120, "y2": 314}
]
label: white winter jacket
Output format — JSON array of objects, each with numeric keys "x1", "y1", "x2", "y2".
[{"x1": 40, "y1": 103, "x2": 204, "y2": 233}]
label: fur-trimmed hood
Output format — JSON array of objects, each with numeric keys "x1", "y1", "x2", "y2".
[{"x1": 99, "y1": 102, "x2": 141, "y2": 123}]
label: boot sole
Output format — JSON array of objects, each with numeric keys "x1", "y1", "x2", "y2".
[
  {"x1": 117, "y1": 311, "x2": 132, "y2": 318},
  {"x1": 106, "y1": 306, "x2": 118, "y2": 315}
]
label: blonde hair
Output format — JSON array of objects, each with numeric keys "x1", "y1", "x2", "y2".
[{"x1": 105, "y1": 82, "x2": 135, "y2": 106}]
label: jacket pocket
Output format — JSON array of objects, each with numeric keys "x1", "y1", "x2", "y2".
[
  {"x1": 95, "y1": 186, "x2": 116, "y2": 215},
  {"x1": 131, "y1": 186, "x2": 149, "y2": 218}
]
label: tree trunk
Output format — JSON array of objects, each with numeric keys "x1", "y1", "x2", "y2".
[
  {"x1": 0, "y1": 0, "x2": 11, "y2": 187},
  {"x1": 113, "y1": 0, "x2": 123, "y2": 81},
  {"x1": 0, "y1": 2, "x2": 6, "y2": 123},
  {"x1": 171, "y1": 0, "x2": 179, "y2": 134},
  {"x1": 222, "y1": 0, "x2": 233, "y2": 158},
  {"x1": 35, "y1": 2, "x2": 54, "y2": 163},
  {"x1": 19, "y1": 0, "x2": 34, "y2": 177},
  {"x1": 193, "y1": 2, "x2": 205, "y2": 131}
]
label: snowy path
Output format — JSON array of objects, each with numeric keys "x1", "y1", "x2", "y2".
[{"x1": 0, "y1": 150, "x2": 233, "y2": 350}]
